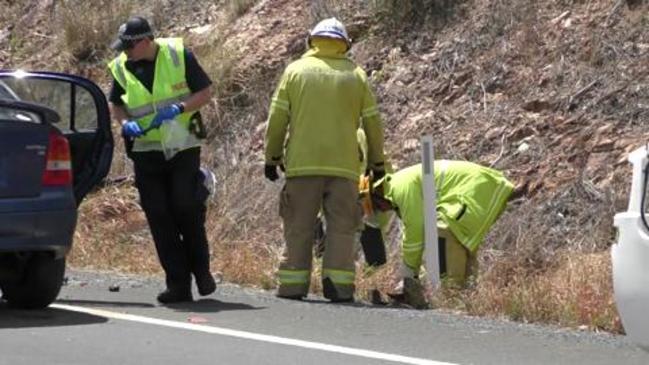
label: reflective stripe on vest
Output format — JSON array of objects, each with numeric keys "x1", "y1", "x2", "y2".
[
  {"x1": 436, "y1": 160, "x2": 449, "y2": 188},
  {"x1": 108, "y1": 37, "x2": 192, "y2": 142},
  {"x1": 168, "y1": 41, "x2": 181, "y2": 67},
  {"x1": 126, "y1": 94, "x2": 192, "y2": 119},
  {"x1": 113, "y1": 62, "x2": 127, "y2": 89}
]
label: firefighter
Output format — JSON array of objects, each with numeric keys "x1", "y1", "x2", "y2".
[
  {"x1": 264, "y1": 18, "x2": 386, "y2": 302},
  {"x1": 365, "y1": 161, "x2": 516, "y2": 308}
]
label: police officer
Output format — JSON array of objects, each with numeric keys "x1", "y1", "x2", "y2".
[
  {"x1": 108, "y1": 16, "x2": 215, "y2": 304},
  {"x1": 264, "y1": 18, "x2": 386, "y2": 302}
]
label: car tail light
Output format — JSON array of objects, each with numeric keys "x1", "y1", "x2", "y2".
[{"x1": 42, "y1": 131, "x2": 72, "y2": 186}]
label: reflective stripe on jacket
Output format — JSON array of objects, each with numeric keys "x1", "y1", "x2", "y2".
[
  {"x1": 264, "y1": 38, "x2": 385, "y2": 182},
  {"x1": 278, "y1": 269, "x2": 310, "y2": 285},
  {"x1": 385, "y1": 161, "x2": 514, "y2": 272},
  {"x1": 108, "y1": 38, "x2": 193, "y2": 144},
  {"x1": 322, "y1": 268, "x2": 355, "y2": 286}
]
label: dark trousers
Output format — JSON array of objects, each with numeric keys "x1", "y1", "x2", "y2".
[{"x1": 132, "y1": 147, "x2": 210, "y2": 292}]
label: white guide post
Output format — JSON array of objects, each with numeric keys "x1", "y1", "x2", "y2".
[{"x1": 421, "y1": 135, "x2": 440, "y2": 289}]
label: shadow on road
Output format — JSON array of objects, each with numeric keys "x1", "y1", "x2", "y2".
[
  {"x1": 56, "y1": 299, "x2": 155, "y2": 309},
  {"x1": 166, "y1": 298, "x2": 264, "y2": 313},
  {"x1": 295, "y1": 297, "x2": 404, "y2": 309},
  {"x1": 0, "y1": 302, "x2": 107, "y2": 329}
]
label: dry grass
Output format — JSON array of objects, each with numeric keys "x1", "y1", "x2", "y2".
[
  {"x1": 226, "y1": 0, "x2": 258, "y2": 20},
  {"x1": 192, "y1": 31, "x2": 244, "y2": 120},
  {"x1": 460, "y1": 251, "x2": 621, "y2": 332},
  {"x1": 0, "y1": 2, "x2": 20, "y2": 65},
  {"x1": 56, "y1": 0, "x2": 135, "y2": 61},
  {"x1": 371, "y1": 0, "x2": 463, "y2": 29},
  {"x1": 72, "y1": 162, "x2": 284, "y2": 290},
  {"x1": 206, "y1": 162, "x2": 284, "y2": 289},
  {"x1": 454, "y1": 176, "x2": 624, "y2": 332},
  {"x1": 70, "y1": 184, "x2": 160, "y2": 274}
]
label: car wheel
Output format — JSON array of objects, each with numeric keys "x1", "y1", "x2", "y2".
[{"x1": 3, "y1": 254, "x2": 66, "y2": 309}]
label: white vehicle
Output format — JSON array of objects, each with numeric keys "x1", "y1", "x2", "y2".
[{"x1": 612, "y1": 145, "x2": 649, "y2": 350}]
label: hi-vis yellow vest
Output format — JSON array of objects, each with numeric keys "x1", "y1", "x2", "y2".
[{"x1": 108, "y1": 38, "x2": 192, "y2": 142}]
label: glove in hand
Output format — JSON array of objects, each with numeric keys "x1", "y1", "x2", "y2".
[
  {"x1": 264, "y1": 164, "x2": 281, "y2": 181},
  {"x1": 151, "y1": 103, "x2": 182, "y2": 129},
  {"x1": 122, "y1": 120, "x2": 144, "y2": 138}
]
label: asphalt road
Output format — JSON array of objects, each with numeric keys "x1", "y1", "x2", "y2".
[{"x1": 1, "y1": 270, "x2": 648, "y2": 365}]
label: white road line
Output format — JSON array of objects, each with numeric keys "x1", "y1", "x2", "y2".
[{"x1": 52, "y1": 303, "x2": 457, "y2": 365}]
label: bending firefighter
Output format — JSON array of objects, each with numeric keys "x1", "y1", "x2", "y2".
[
  {"x1": 364, "y1": 161, "x2": 517, "y2": 308},
  {"x1": 264, "y1": 18, "x2": 386, "y2": 302}
]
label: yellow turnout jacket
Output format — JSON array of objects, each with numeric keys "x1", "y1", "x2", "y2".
[
  {"x1": 264, "y1": 38, "x2": 385, "y2": 181},
  {"x1": 384, "y1": 161, "x2": 514, "y2": 273}
]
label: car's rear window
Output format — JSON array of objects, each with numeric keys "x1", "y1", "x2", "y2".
[{"x1": 0, "y1": 82, "x2": 20, "y2": 101}]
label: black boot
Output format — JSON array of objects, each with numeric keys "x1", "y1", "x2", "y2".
[
  {"x1": 402, "y1": 277, "x2": 428, "y2": 309},
  {"x1": 157, "y1": 289, "x2": 193, "y2": 304},
  {"x1": 276, "y1": 293, "x2": 305, "y2": 301},
  {"x1": 322, "y1": 277, "x2": 353, "y2": 303},
  {"x1": 195, "y1": 272, "x2": 216, "y2": 296}
]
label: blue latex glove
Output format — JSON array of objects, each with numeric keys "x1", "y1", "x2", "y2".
[
  {"x1": 122, "y1": 120, "x2": 144, "y2": 138},
  {"x1": 150, "y1": 103, "x2": 182, "y2": 129}
]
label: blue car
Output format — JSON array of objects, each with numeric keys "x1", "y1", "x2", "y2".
[{"x1": 0, "y1": 71, "x2": 113, "y2": 309}]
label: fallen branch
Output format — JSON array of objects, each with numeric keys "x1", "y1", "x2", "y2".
[
  {"x1": 595, "y1": 84, "x2": 628, "y2": 105},
  {"x1": 569, "y1": 79, "x2": 600, "y2": 104},
  {"x1": 481, "y1": 82, "x2": 487, "y2": 113},
  {"x1": 490, "y1": 133, "x2": 508, "y2": 168},
  {"x1": 550, "y1": 11, "x2": 571, "y2": 25},
  {"x1": 605, "y1": 0, "x2": 625, "y2": 27}
]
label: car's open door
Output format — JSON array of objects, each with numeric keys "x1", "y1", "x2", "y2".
[{"x1": 0, "y1": 70, "x2": 113, "y2": 204}]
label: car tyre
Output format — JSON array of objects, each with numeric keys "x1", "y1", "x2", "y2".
[{"x1": 3, "y1": 254, "x2": 66, "y2": 309}]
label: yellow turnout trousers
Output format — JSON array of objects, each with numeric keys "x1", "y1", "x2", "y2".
[
  {"x1": 277, "y1": 176, "x2": 361, "y2": 300},
  {"x1": 438, "y1": 227, "x2": 478, "y2": 287}
]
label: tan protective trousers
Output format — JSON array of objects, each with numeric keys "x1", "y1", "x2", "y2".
[
  {"x1": 278, "y1": 176, "x2": 361, "y2": 299},
  {"x1": 438, "y1": 227, "x2": 478, "y2": 287}
]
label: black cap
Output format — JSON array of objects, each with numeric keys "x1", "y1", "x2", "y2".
[{"x1": 111, "y1": 16, "x2": 154, "y2": 51}]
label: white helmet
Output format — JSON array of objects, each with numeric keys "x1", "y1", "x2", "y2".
[{"x1": 309, "y1": 17, "x2": 350, "y2": 50}]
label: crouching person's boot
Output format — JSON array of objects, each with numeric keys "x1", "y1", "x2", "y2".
[
  {"x1": 389, "y1": 268, "x2": 428, "y2": 309},
  {"x1": 402, "y1": 277, "x2": 428, "y2": 309}
]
